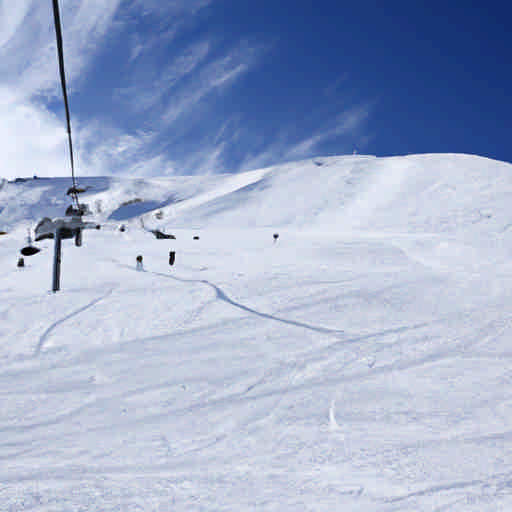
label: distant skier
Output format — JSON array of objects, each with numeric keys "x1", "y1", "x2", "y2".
[
  {"x1": 136, "y1": 255, "x2": 143, "y2": 271},
  {"x1": 169, "y1": 251, "x2": 176, "y2": 266},
  {"x1": 273, "y1": 233, "x2": 279, "y2": 243}
]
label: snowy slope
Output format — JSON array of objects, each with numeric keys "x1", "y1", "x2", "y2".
[
  {"x1": 2, "y1": 154, "x2": 512, "y2": 510},
  {"x1": 3, "y1": 154, "x2": 512, "y2": 234}
]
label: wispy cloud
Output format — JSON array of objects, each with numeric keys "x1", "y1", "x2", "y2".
[
  {"x1": 287, "y1": 104, "x2": 373, "y2": 158},
  {"x1": 161, "y1": 42, "x2": 261, "y2": 127},
  {"x1": 75, "y1": 120, "x2": 178, "y2": 177},
  {"x1": 117, "y1": 39, "x2": 212, "y2": 113},
  {"x1": 0, "y1": 0, "x2": 201, "y2": 179},
  {"x1": 0, "y1": 86, "x2": 68, "y2": 178},
  {"x1": 0, "y1": 0, "x2": 124, "y2": 98},
  {"x1": 0, "y1": 0, "x2": 133, "y2": 178},
  {"x1": 124, "y1": 0, "x2": 213, "y2": 63},
  {"x1": 129, "y1": 0, "x2": 213, "y2": 17},
  {"x1": 0, "y1": 1, "x2": 373, "y2": 181},
  {"x1": 239, "y1": 102, "x2": 373, "y2": 172}
]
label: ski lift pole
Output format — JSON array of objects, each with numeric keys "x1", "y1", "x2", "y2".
[
  {"x1": 52, "y1": 227, "x2": 63, "y2": 292},
  {"x1": 35, "y1": 216, "x2": 100, "y2": 293}
]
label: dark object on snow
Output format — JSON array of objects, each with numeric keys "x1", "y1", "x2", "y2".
[
  {"x1": 121, "y1": 198, "x2": 142, "y2": 207},
  {"x1": 66, "y1": 185, "x2": 90, "y2": 195},
  {"x1": 136, "y1": 254, "x2": 143, "y2": 271},
  {"x1": 193, "y1": 235, "x2": 200, "y2": 240},
  {"x1": 169, "y1": 251, "x2": 176, "y2": 266},
  {"x1": 65, "y1": 203, "x2": 91, "y2": 217},
  {"x1": 17, "y1": 257, "x2": 25, "y2": 268},
  {"x1": 150, "y1": 229, "x2": 176, "y2": 240},
  {"x1": 21, "y1": 245, "x2": 41, "y2": 256},
  {"x1": 0, "y1": 231, "x2": 7, "y2": 235},
  {"x1": 273, "y1": 233, "x2": 279, "y2": 242},
  {"x1": 119, "y1": 224, "x2": 126, "y2": 232}
]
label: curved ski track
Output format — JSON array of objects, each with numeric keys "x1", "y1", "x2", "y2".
[
  {"x1": 34, "y1": 287, "x2": 115, "y2": 356},
  {"x1": 111, "y1": 258, "x2": 345, "y2": 336}
]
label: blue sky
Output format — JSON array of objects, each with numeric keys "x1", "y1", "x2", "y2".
[{"x1": 0, "y1": 0, "x2": 510, "y2": 179}]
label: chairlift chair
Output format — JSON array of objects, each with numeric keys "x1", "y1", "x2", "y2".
[
  {"x1": 151, "y1": 229, "x2": 176, "y2": 240},
  {"x1": 34, "y1": 214, "x2": 101, "y2": 291},
  {"x1": 65, "y1": 203, "x2": 91, "y2": 217},
  {"x1": 66, "y1": 185, "x2": 90, "y2": 196}
]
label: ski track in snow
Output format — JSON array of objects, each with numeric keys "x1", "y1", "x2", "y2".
[
  {"x1": 385, "y1": 478, "x2": 487, "y2": 504},
  {"x1": 0, "y1": 397, "x2": 99, "y2": 434},
  {"x1": 156, "y1": 270, "x2": 346, "y2": 335},
  {"x1": 111, "y1": 258, "x2": 345, "y2": 336},
  {"x1": 34, "y1": 287, "x2": 115, "y2": 356}
]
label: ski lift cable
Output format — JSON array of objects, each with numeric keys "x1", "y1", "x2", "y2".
[
  {"x1": 19, "y1": 1, "x2": 103, "y2": 291},
  {"x1": 52, "y1": 0, "x2": 79, "y2": 210}
]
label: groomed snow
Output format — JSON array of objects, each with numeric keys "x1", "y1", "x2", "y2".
[{"x1": 2, "y1": 154, "x2": 512, "y2": 510}]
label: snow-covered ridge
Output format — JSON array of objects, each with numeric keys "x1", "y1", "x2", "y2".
[{"x1": 1, "y1": 153, "x2": 511, "y2": 235}]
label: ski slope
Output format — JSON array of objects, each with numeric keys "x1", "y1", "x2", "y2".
[{"x1": 2, "y1": 154, "x2": 512, "y2": 510}]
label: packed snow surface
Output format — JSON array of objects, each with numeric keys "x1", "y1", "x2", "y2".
[{"x1": 2, "y1": 154, "x2": 512, "y2": 510}]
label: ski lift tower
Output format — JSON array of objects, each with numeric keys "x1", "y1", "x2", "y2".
[{"x1": 34, "y1": 214, "x2": 100, "y2": 292}]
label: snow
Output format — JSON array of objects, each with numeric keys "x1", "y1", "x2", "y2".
[{"x1": 2, "y1": 154, "x2": 512, "y2": 510}]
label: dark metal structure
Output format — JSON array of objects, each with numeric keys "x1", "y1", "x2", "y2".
[{"x1": 35, "y1": 217, "x2": 100, "y2": 291}]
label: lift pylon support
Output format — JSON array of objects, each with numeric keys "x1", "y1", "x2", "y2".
[{"x1": 35, "y1": 216, "x2": 100, "y2": 292}]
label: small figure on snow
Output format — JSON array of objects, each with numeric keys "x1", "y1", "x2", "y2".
[
  {"x1": 273, "y1": 233, "x2": 279, "y2": 243},
  {"x1": 136, "y1": 254, "x2": 144, "y2": 271}
]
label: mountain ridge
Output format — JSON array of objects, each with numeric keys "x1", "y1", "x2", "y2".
[{"x1": 2, "y1": 153, "x2": 511, "y2": 236}]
